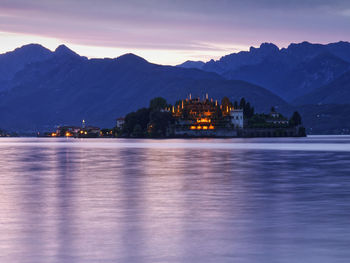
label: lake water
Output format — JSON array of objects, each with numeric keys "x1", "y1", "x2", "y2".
[{"x1": 0, "y1": 136, "x2": 350, "y2": 263}]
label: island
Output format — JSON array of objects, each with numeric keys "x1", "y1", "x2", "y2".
[{"x1": 115, "y1": 95, "x2": 306, "y2": 138}]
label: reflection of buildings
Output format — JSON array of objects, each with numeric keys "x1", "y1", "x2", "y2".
[{"x1": 169, "y1": 95, "x2": 244, "y2": 137}]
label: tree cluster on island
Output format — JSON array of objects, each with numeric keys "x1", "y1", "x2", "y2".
[{"x1": 115, "y1": 97, "x2": 174, "y2": 138}]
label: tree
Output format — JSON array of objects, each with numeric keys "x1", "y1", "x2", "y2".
[
  {"x1": 149, "y1": 97, "x2": 168, "y2": 110},
  {"x1": 248, "y1": 114, "x2": 267, "y2": 128},
  {"x1": 221, "y1": 97, "x2": 231, "y2": 115},
  {"x1": 123, "y1": 112, "x2": 138, "y2": 135},
  {"x1": 132, "y1": 124, "x2": 143, "y2": 137},
  {"x1": 221, "y1": 97, "x2": 231, "y2": 109},
  {"x1": 213, "y1": 105, "x2": 222, "y2": 119},
  {"x1": 122, "y1": 107, "x2": 150, "y2": 137},
  {"x1": 238, "y1": 100, "x2": 254, "y2": 119},
  {"x1": 290, "y1": 111, "x2": 302, "y2": 126},
  {"x1": 149, "y1": 111, "x2": 174, "y2": 137},
  {"x1": 244, "y1": 102, "x2": 254, "y2": 119},
  {"x1": 135, "y1": 108, "x2": 151, "y2": 130},
  {"x1": 239, "y1": 97, "x2": 246, "y2": 109},
  {"x1": 271, "y1": 106, "x2": 276, "y2": 112}
]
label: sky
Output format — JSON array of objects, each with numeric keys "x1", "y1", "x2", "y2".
[{"x1": 0, "y1": 0, "x2": 350, "y2": 65}]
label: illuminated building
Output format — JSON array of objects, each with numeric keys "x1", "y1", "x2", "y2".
[
  {"x1": 172, "y1": 94, "x2": 244, "y2": 135},
  {"x1": 116, "y1": 117, "x2": 125, "y2": 129},
  {"x1": 230, "y1": 109, "x2": 244, "y2": 129}
]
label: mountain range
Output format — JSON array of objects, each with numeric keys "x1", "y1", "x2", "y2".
[
  {"x1": 179, "y1": 41, "x2": 350, "y2": 102},
  {"x1": 0, "y1": 44, "x2": 288, "y2": 132},
  {"x1": 0, "y1": 42, "x2": 349, "y2": 134}
]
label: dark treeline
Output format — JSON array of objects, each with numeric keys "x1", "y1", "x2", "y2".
[{"x1": 116, "y1": 97, "x2": 174, "y2": 138}]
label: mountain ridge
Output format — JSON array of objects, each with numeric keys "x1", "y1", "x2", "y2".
[
  {"x1": 294, "y1": 69, "x2": 350, "y2": 105},
  {"x1": 178, "y1": 41, "x2": 350, "y2": 102}
]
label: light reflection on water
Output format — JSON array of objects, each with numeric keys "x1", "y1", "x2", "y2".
[{"x1": 0, "y1": 136, "x2": 350, "y2": 263}]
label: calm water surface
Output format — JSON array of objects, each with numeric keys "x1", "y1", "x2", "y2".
[{"x1": 0, "y1": 136, "x2": 350, "y2": 263}]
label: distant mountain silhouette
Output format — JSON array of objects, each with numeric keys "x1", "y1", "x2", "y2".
[
  {"x1": 295, "y1": 70, "x2": 350, "y2": 105},
  {"x1": 0, "y1": 45, "x2": 289, "y2": 132},
  {"x1": 0, "y1": 44, "x2": 52, "y2": 91},
  {"x1": 178, "y1": 60, "x2": 205, "y2": 70},
  {"x1": 178, "y1": 41, "x2": 350, "y2": 102}
]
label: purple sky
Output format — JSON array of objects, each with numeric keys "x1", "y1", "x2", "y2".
[{"x1": 1, "y1": 0, "x2": 350, "y2": 65}]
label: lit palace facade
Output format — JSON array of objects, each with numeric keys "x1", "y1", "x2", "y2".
[{"x1": 168, "y1": 94, "x2": 243, "y2": 136}]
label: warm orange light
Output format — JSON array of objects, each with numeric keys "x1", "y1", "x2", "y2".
[
  {"x1": 84, "y1": 131, "x2": 88, "y2": 135},
  {"x1": 209, "y1": 125, "x2": 215, "y2": 130},
  {"x1": 196, "y1": 126, "x2": 201, "y2": 130},
  {"x1": 197, "y1": 118, "x2": 211, "y2": 123},
  {"x1": 51, "y1": 132, "x2": 57, "y2": 137},
  {"x1": 65, "y1": 132, "x2": 72, "y2": 137},
  {"x1": 203, "y1": 126, "x2": 208, "y2": 130},
  {"x1": 190, "y1": 126, "x2": 196, "y2": 130},
  {"x1": 80, "y1": 130, "x2": 84, "y2": 134}
]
